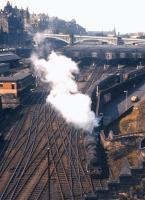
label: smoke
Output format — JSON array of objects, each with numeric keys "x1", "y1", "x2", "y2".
[
  {"x1": 31, "y1": 43, "x2": 98, "y2": 132},
  {"x1": 33, "y1": 33, "x2": 46, "y2": 45},
  {"x1": 33, "y1": 32, "x2": 53, "y2": 58}
]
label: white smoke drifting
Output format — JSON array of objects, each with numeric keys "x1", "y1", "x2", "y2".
[
  {"x1": 33, "y1": 33, "x2": 45, "y2": 45},
  {"x1": 33, "y1": 33, "x2": 52, "y2": 58},
  {"x1": 32, "y1": 51, "x2": 98, "y2": 132}
]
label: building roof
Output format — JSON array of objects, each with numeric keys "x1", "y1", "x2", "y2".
[
  {"x1": 64, "y1": 44, "x2": 145, "y2": 55},
  {"x1": 0, "y1": 70, "x2": 32, "y2": 82},
  {"x1": 0, "y1": 52, "x2": 20, "y2": 63}
]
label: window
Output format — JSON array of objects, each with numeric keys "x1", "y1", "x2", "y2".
[
  {"x1": 11, "y1": 84, "x2": 15, "y2": 89},
  {"x1": 0, "y1": 83, "x2": 3, "y2": 88}
]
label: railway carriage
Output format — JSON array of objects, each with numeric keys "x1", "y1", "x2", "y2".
[
  {"x1": 119, "y1": 52, "x2": 126, "y2": 59},
  {"x1": 105, "y1": 52, "x2": 116, "y2": 60},
  {"x1": 0, "y1": 70, "x2": 36, "y2": 109},
  {"x1": 96, "y1": 73, "x2": 121, "y2": 92},
  {"x1": 123, "y1": 66, "x2": 145, "y2": 80},
  {"x1": 132, "y1": 52, "x2": 137, "y2": 59},
  {"x1": 136, "y1": 52, "x2": 143, "y2": 59},
  {"x1": 91, "y1": 52, "x2": 98, "y2": 58}
]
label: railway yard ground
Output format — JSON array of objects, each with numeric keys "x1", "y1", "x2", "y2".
[
  {"x1": 0, "y1": 63, "x2": 110, "y2": 200},
  {"x1": 0, "y1": 62, "x2": 145, "y2": 200}
]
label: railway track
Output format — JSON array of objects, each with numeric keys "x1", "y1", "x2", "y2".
[
  {"x1": 0, "y1": 63, "x2": 113, "y2": 199},
  {"x1": 0, "y1": 91, "x2": 48, "y2": 199},
  {"x1": 35, "y1": 103, "x2": 105, "y2": 200},
  {"x1": 0, "y1": 92, "x2": 43, "y2": 175}
]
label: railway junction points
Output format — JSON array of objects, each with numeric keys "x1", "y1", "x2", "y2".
[{"x1": 0, "y1": 43, "x2": 145, "y2": 200}]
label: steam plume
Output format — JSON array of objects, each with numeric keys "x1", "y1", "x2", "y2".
[{"x1": 32, "y1": 51, "x2": 98, "y2": 132}]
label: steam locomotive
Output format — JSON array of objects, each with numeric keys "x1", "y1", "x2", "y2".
[
  {"x1": 84, "y1": 132, "x2": 103, "y2": 178},
  {"x1": 84, "y1": 115, "x2": 104, "y2": 178}
]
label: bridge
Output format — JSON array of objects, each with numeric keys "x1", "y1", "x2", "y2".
[{"x1": 41, "y1": 33, "x2": 145, "y2": 45}]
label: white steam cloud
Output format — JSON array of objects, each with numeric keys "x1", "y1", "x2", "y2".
[
  {"x1": 31, "y1": 51, "x2": 98, "y2": 132},
  {"x1": 33, "y1": 33, "x2": 45, "y2": 45}
]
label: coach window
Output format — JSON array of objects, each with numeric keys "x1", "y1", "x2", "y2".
[
  {"x1": 11, "y1": 83, "x2": 15, "y2": 89},
  {"x1": 0, "y1": 83, "x2": 3, "y2": 88}
]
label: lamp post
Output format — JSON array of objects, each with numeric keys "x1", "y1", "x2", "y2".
[
  {"x1": 124, "y1": 90, "x2": 128, "y2": 111},
  {"x1": 47, "y1": 147, "x2": 50, "y2": 200},
  {"x1": 96, "y1": 85, "x2": 99, "y2": 97}
]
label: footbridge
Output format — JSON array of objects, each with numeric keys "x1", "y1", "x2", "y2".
[{"x1": 41, "y1": 33, "x2": 145, "y2": 45}]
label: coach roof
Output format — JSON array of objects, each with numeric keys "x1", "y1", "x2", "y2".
[
  {"x1": 0, "y1": 52, "x2": 20, "y2": 63},
  {"x1": 0, "y1": 70, "x2": 32, "y2": 82}
]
